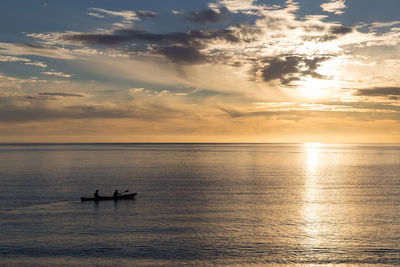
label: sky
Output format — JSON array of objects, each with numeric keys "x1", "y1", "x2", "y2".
[{"x1": 1, "y1": 0, "x2": 400, "y2": 143}]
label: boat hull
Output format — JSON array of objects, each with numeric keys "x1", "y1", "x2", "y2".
[{"x1": 81, "y1": 193, "x2": 137, "y2": 201}]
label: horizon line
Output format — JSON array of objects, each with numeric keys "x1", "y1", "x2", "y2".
[{"x1": 0, "y1": 142, "x2": 399, "y2": 145}]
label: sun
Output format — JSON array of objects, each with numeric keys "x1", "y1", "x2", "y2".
[
  {"x1": 299, "y1": 79, "x2": 325, "y2": 98},
  {"x1": 299, "y1": 78, "x2": 334, "y2": 99}
]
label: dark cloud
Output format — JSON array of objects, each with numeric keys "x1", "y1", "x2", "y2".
[
  {"x1": 261, "y1": 56, "x2": 329, "y2": 84},
  {"x1": 63, "y1": 28, "x2": 241, "y2": 65},
  {"x1": 303, "y1": 24, "x2": 326, "y2": 32},
  {"x1": 355, "y1": 87, "x2": 400, "y2": 96},
  {"x1": 25, "y1": 92, "x2": 85, "y2": 100},
  {"x1": 302, "y1": 57, "x2": 330, "y2": 78},
  {"x1": 63, "y1": 28, "x2": 239, "y2": 47},
  {"x1": 330, "y1": 26, "x2": 353, "y2": 35},
  {"x1": 155, "y1": 46, "x2": 207, "y2": 64},
  {"x1": 135, "y1": 10, "x2": 158, "y2": 19},
  {"x1": 219, "y1": 107, "x2": 278, "y2": 118},
  {"x1": 219, "y1": 107, "x2": 247, "y2": 118},
  {"x1": 303, "y1": 57, "x2": 326, "y2": 71},
  {"x1": 25, "y1": 96, "x2": 54, "y2": 100},
  {"x1": 262, "y1": 57, "x2": 300, "y2": 82},
  {"x1": 303, "y1": 25, "x2": 353, "y2": 42},
  {"x1": 38, "y1": 92, "x2": 85, "y2": 97},
  {"x1": 303, "y1": 35, "x2": 337, "y2": 42},
  {"x1": 0, "y1": 101, "x2": 182, "y2": 123},
  {"x1": 0, "y1": 105, "x2": 129, "y2": 123},
  {"x1": 185, "y1": 7, "x2": 230, "y2": 25},
  {"x1": 218, "y1": 107, "x2": 312, "y2": 119},
  {"x1": 88, "y1": 8, "x2": 157, "y2": 21},
  {"x1": 219, "y1": 104, "x2": 400, "y2": 120}
]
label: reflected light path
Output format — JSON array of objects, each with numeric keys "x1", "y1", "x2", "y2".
[
  {"x1": 302, "y1": 143, "x2": 325, "y2": 251},
  {"x1": 306, "y1": 144, "x2": 319, "y2": 171}
]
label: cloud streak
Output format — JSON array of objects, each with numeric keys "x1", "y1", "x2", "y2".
[
  {"x1": 87, "y1": 8, "x2": 157, "y2": 25},
  {"x1": 0, "y1": 94, "x2": 184, "y2": 123},
  {"x1": 355, "y1": 87, "x2": 400, "y2": 97},
  {"x1": 0, "y1": 55, "x2": 47, "y2": 68},
  {"x1": 42, "y1": 71, "x2": 71, "y2": 78}
]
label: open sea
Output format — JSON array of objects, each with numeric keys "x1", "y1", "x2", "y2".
[{"x1": 0, "y1": 143, "x2": 399, "y2": 266}]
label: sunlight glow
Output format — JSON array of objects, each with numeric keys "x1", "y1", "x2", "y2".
[
  {"x1": 305, "y1": 142, "x2": 323, "y2": 147},
  {"x1": 298, "y1": 78, "x2": 340, "y2": 99}
]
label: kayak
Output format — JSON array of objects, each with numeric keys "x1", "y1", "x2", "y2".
[{"x1": 81, "y1": 193, "x2": 137, "y2": 201}]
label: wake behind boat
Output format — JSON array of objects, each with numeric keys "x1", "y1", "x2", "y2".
[{"x1": 81, "y1": 192, "x2": 137, "y2": 201}]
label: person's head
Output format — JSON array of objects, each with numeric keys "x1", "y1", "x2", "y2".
[{"x1": 95, "y1": 190, "x2": 99, "y2": 193}]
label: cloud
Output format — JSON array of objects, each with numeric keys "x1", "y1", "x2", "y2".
[
  {"x1": 86, "y1": 8, "x2": 158, "y2": 30},
  {"x1": 22, "y1": 2, "x2": 379, "y2": 80},
  {"x1": 321, "y1": 0, "x2": 346, "y2": 15},
  {"x1": 15, "y1": 2, "x2": 400, "y2": 100},
  {"x1": 210, "y1": 0, "x2": 259, "y2": 12},
  {"x1": 0, "y1": 54, "x2": 47, "y2": 68},
  {"x1": 0, "y1": 42, "x2": 75, "y2": 59},
  {"x1": 0, "y1": 55, "x2": 30, "y2": 63},
  {"x1": 38, "y1": 92, "x2": 86, "y2": 97},
  {"x1": 330, "y1": 25, "x2": 352, "y2": 35},
  {"x1": 155, "y1": 46, "x2": 207, "y2": 64},
  {"x1": 219, "y1": 106, "x2": 276, "y2": 118},
  {"x1": 261, "y1": 57, "x2": 300, "y2": 84},
  {"x1": 42, "y1": 71, "x2": 71, "y2": 78},
  {"x1": 0, "y1": 73, "x2": 49, "y2": 91},
  {"x1": 220, "y1": 100, "x2": 400, "y2": 120},
  {"x1": 59, "y1": 28, "x2": 240, "y2": 65},
  {"x1": 62, "y1": 28, "x2": 240, "y2": 47},
  {"x1": 90, "y1": 8, "x2": 138, "y2": 21},
  {"x1": 369, "y1": 21, "x2": 400, "y2": 29},
  {"x1": 261, "y1": 56, "x2": 329, "y2": 85},
  {"x1": 88, "y1": 8, "x2": 157, "y2": 22},
  {"x1": 87, "y1": 12, "x2": 105, "y2": 19},
  {"x1": 355, "y1": 87, "x2": 400, "y2": 96},
  {"x1": 185, "y1": 7, "x2": 231, "y2": 24},
  {"x1": 0, "y1": 92, "x2": 184, "y2": 123},
  {"x1": 24, "y1": 61, "x2": 48, "y2": 68},
  {"x1": 171, "y1": 10, "x2": 183, "y2": 15},
  {"x1": 134, "y1": 10, "x2": 158, "y2": 19},
  {"x1": 25, "y1": 92, "x2": 86, "y2": 101},
  {"x1": 0, "y1": 104, "x2": 130, "y2": 123}
]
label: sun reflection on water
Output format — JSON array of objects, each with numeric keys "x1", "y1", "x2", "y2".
[
  {"x1": 302, "y1": 143, "x2": 323, "y2": 249},
  {"x1": 306, "y1": 146, "x2": 319, "y2": 172}
]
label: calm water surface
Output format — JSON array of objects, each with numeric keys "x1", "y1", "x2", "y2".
[{"x1": 0, "y1": 143, "x2": 399, "y2": 266}]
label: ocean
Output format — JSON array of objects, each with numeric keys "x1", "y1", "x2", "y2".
[{"x1": 0, "y1": 143, "x2": 399, "y2": 266}]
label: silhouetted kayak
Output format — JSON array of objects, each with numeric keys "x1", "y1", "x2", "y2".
[{"x1": 81, "y1": 193, "x2": 137, "y2": 201}]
